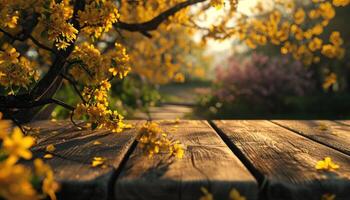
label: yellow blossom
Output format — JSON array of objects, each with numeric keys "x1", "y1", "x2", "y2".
[
  {"x1": 329, "y1": 31, "x2": 343, "y2": 46},
  {"x1": 3, "y1": 128, "x2": 35, "y2": 161},
  {"x1": 34, "y1": 159, "x2": 51, "y2": 177},
  {"x1": 308, "y1": 37, "x2": 323, "y2": 52},
  {"x1": 0, "y1": 162, "x2": 37, "y2": 200},
  {"x1": 0, "y1": 44, "x2": 38, "y2": 89},
  {"x1": 34, "y1": 159, "x2": 59, "y2": 200},
  {"x1": 43, "y1": 171, "x2": 59, "y2": 200},
  {"x1": 323, "y1": 73, "x2": 337, "y2": 90},
  {"x1": 319, "y1": 2, "x2": 336, "y2": 20},
  {"x1": 210, "y1": 0, "x2": 225, "y2": 9},
  {"x1": 78, "y1": 0, "x2": 120, "y2": 38},
  {"x1": 294, "y1": 8, "x2": 305, "y2": 25},
  {"x1": 174, "y1": 73, "x2": 185, "y2": 83},
  {"x1": 333, "y1": 0, "x2": 350, "y2": 6}
]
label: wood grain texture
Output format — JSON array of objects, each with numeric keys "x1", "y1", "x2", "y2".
[
  {"x1": 271, "y1": 120, "x2": 350, "y2": 155},
  {"x1": 28, "y1": 151, "x2": 112, "y2": 200},
  {"x1": 25, "y1": 120, "x2": 85, "y2": 144},
  {"x1": 213, "y1": 120, "x2": 350, "y2": 200},
  {"x1": 26, "y1": 120, "x2": 140, "y2": 200},
  {"x1": 114, "y1": 120, "x2": 258, "y2": 200},
  {"x1": 336, "y1": 120, "x2": 350, "y2": 126}
]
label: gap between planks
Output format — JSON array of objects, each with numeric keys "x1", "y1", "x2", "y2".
[
  {"x1": 212, "y1": 120, "x2": 350, "y2": 200},
  {"x1": 114, "y1": 120, "x2": 259, "y2": 200},
  {"x1": 270, "y1": 120, "x2": 350, "y2": 156},
  {"x1": 26, "y1": 120, "x2": 142, "y2": 200},
  {"x1": 208, "y1": 120, "x2": 268, "y2": 199}
]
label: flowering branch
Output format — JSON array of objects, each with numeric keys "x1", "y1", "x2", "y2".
[{"x1": 115, "y1": 0, "x2": 207, "y2": 37}]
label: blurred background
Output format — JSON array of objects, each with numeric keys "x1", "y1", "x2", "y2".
[{"x1": 51, "y1": 0, "x2": 350, "y2": 120}]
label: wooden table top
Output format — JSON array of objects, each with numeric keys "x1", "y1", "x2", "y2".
[{"x1": 25, "y1": 120, "x2": 350, "y2": 200}]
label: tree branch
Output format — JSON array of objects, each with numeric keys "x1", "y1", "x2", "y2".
[
  {"x1": 0, "y1": 97, "x2": 74, "y2": 111},
  {"x1": 28, "y1": 35, "x2": 56, "y2": 53},
  {"x1": 60, "y1": 73, "x2": 87, "y2": 104},
  {"x1": 115, "y1": 0, "x2": 207, "y2": 36},
  {"x1": 0, "y1": 28, "x2": 55, "y2": 53},
  {"x1": 30, "y1": 0, "x2": 86, "y2": 101}
]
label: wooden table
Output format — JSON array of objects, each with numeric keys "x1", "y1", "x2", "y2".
[{"x1": 26, "y1": 120, "x2": 350, "y2": 200}]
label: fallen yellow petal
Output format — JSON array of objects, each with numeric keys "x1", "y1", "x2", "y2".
[
  {"x1": 92, "y1": 157, "x2": 106, "y2": 167},
  {"x1": 46, "y1": 144, "x2": 56, "y2": 152},
  {"x1": 316, "y1": 157, "x2": 339, "y2": 171},
  {"x1": 44, "y1": 154, "x2": 53, "y2": 159}
]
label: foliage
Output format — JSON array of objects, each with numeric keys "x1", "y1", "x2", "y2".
[
  {"x1": 197, "y1": 53, "x2": 317, "y2": 117},
  {"x1": 111, "y1": 75, "x2": 161, "y2": 111},
  {"x1": 215, "y1": 53, "x2": 315, "y2": 103}
]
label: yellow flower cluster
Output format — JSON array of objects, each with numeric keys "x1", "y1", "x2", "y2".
[
  {"x1": 322, "y1": 73, "x2": 337, "y2": 90},
  {"x1": 78, "y1": 0, "x2": 120, "y2": 38},
  {"x1": 70, "y1": 42, "x2": 130, "y2": 85},
  {"x1": 0, "y1": 113, "x2": 59, "y2": 200},
  {"x1": 203, "y1": 0, "x2": 348, "y2": 65},
  {"x1": 333, "y1": 0, "x2": 350, "y2": 6},
  {"x1": 321, "y1": 31, "x2": 345, "y2": 59},
  {"x1": 39, "y1": 0, "x2": 77, "y2": 49},
  {"x1": 106, "y1": 43, "x2": 131, "y2": 79},
  {"x1": 119, "y1": 0, "x2": 210, "y2": 84},
  {"x1": 137, "y1": 122, "x2": 184, "y2": 158},
  {"x1": 0, "y1": 43, "x2": 39, "y2": 90},
  {"x1": 74, "y1": 80, "x2": 130, "y2": 133},
  {"x1": 210, "y1": 0, "x2": 225, "y2": 9},
  {"x1": 0, "y1": 5, "x2": 19, "y2": 28}
]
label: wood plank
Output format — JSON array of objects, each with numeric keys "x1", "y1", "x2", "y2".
[
  {"x1": 114, "y1": 120, "x2": 258, "y2": 200},
  {"x1": 27, "y1": 120, "x2": 140, "y2": 200},
  {"x1": 213, "y1": 120, "x2": 350, "y2": 200},
  {"x1": 271, "y1": 120, "x2": 350, "y2": 155},
  {"x1": 25, "y1": 120, "x2": 84, "y2": 144}
]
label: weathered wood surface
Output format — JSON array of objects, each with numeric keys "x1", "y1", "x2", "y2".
[
  {"x1": 336, "y1": 120, "x2": 350, "y2": 126},
  {"x1": 271, "y1": 120, "x2": 350, "y2": 155},
  {"x1": 28, "y1": 120, "x2": 140, "y2": 200},
  {"x1": 114, "y1": 120, "x2": 258, "y2": 200},
  {"x1": 26, "y1": 120, "x2": 350, "y2": 200},
  {"x1": 212, "y1": 120, "x2": 350, "y2": 200}
]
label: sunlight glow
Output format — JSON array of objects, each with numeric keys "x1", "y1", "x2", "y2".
[{"x1": 193, "y1": 0, "x2": 260, "y2": 53}]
